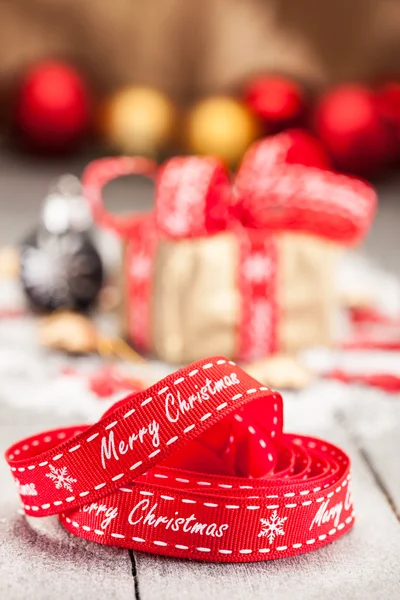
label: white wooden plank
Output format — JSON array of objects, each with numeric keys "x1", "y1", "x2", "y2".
[
  {"x1": 0, "y1": 405, "x2": 135, "y2": 600},
  {"x1": 135, "y1": 388, "x2": 400, "y2": 600},
  {"x1": 338, "y1": 385, "x2": 400, "y2": 513}
]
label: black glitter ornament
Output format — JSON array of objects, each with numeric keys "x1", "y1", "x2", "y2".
[{"x1": 20, "y1": 175, "x2": 103, "y2": 312}]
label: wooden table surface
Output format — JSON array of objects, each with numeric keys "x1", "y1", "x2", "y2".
[{"x1": 0, "y1": 152, "x2": 399, "y2": 599}]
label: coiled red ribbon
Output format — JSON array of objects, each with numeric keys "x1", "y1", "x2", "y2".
[{"x1": 5, "y1": 357, "x2": 354, "y2": 562}]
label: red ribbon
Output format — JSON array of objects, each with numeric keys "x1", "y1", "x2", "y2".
[
  {"x1": 155, "y1": 156, "x2": 232, "y2": 239},
  {"x1": 5, "y1": 357, "x2": 354, "y2": 563},
  {"x1": 326, "y1": 369, "x2": 400, "y2": 393}
]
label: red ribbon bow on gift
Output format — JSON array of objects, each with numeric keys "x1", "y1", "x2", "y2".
[{"x1": 84, "y1": 131, "x2": 376, "y2": 245}]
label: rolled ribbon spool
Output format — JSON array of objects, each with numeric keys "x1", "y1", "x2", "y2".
[{"x1": 5, "y1": 357, "x2": 354, "y2": 563}]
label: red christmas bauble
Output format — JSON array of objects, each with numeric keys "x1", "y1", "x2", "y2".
[
  {"x1": 315, "y1": 85, "x2": 391, "y2": 175},
  {"x1": 283, "y1": 129, "x2": 331, "y2": 170},
  {"x1": 16, "y1": 61, "x2": 90, "y2": 150},
  {"x1": 244, "y1": 75, "x2": 305, "y2": 132}
]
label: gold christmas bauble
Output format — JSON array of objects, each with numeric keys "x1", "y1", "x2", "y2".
[
  {"x1": 186, "y1": 96, "x2": 260, "y2": 166},
  {"x1": 100, "y1": 86, "x2": 176, "y2": 157}
]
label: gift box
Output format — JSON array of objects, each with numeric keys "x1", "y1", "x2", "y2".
[{"x1": 84, "y1": 133, "x2": 376, "y2": 364}]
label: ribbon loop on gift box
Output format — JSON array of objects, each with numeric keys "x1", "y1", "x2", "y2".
[
  {"x1": 236, "y1": 165, "x2": 376, "y2": 246},
  {"x1": 84, "y1": 156, "x2": 157, "y2": 238},
  {"x1": 234, "y1": 134, "x2": 377, "y2": 246},
  {"x1": 5, "y1": 357, "x2": 354, "y2": 563},
  {"x1": 155, "y1": 156, "x2": 232, "y2": 239}
]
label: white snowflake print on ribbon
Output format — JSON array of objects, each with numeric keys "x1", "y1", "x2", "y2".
[
  {"x1": 130, "y1": 255, "x2": 152, "y2": 280},
  {"x1": 258, "y1": 510, "x2": 288, "y2": 544},
  {"x1": 163, "y1": 212, "x2": 191, "y2": 237},
  {"x1": 243, "y1": 253, "x2": 272, "y2": 284},
  {"x1": 46, "y1": 465, "x2": 77, "y2": 492},
  {"x1": 248, "y1": 300, "x2": 273, "y2": 359}
]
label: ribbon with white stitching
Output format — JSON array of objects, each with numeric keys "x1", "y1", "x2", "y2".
[{"x1": 5, "y1": 357, "x2": 354, "y2": 563}]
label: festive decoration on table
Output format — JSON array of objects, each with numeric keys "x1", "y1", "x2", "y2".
[
  {"x1": 84, "y1": 133, "x2": 376, "y2": 364},
  {"x1": 300, "y1": 301, "x2": 400, "y2": 394},
  {"x1": 342, "y1": 305, "x2": 400, "y2": 351},
  {"x1": 98, "y1": 86, "x2": 176, "y2": 157},
  {"x1": 15, "y1": 61, "x2": 90, "y2": 151},
  {"x1": 326, "y1": 369, "x2": 400, "y2": 394},
  {"x1": 38, "y1": 309, "x2": 146, "y2": 363},
  {"x1": 5, "y1": 356, "x2": 354, "y2": 563},
  {"x1": 88, "y1": 365, "x2": 145, "y2": 398},
  {"x1": 97, "y1": 336, "x2": 146, "y2": 363},
  {"x1": 185, "y1": 96, "x2": 260, "y2": 166},
  {"x1": 244, "y1": 75, "x2": 305, "y2": 133},
  {"x1": 235, "y1": 140, "x2": 375, "y2": 244},
  {"x1": 243, "y1": 354, "x2": 313, "y2": 390},
  {"x1": 315, "y1": 84, "x2": 391, "y2": 175},
  {"x1": 20, "y1": 175, "x2": 103, "y2": 312}
]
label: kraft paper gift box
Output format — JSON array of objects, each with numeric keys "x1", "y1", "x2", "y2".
[
  {"x1": 123, "y1": 229, "x2": 340, "y2": 364},
  {"x1": 84, "y1": 136, "x2": 376, "y2": 365}
]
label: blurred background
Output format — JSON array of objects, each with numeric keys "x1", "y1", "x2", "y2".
[{"x1": 1, "y1": 1, "x2": 400, "y2": 239}]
